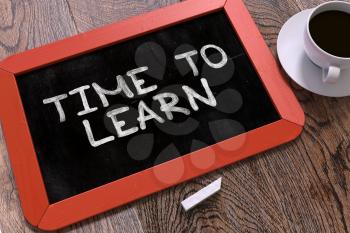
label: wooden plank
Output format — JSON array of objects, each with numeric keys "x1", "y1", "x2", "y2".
[
  {"x1": 0, "y1": 0, "x2": 77, "y2": 60},
  {"x1": 135, "y1": 0, "x2": 350, "y2": 232},
  {"x1": 0, "y1": 1, "x2": 145, "y2": 232},
  {"x1": 58, "y1": 206, "x2": 144, "y2": 233},
  {"x1": 245, "y1": 1, "x2": 350, "y2": 230},
  {"x1": 1, "y1": 0, "x2": 350, "y2": 232},
  {"x1": 243, "y1": 2, "x2": 350, "y2": 233},
  {"x1": 66, "y1": 0, "x2": 181, "y2": 33},
  {"x1": 0, "y1": 0, "x2": 75, "y2": 232}
]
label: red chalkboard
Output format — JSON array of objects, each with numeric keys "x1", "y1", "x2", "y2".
[{"x1": 0, "y1": 0, "x2": 304, "y2": 230}]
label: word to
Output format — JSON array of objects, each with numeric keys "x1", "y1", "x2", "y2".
[{"x1": 42, "y1": 44, "x2": 229, "y2": 147}]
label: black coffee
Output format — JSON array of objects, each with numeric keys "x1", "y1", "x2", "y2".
[{"x1": 309, "y1": 10, "x2": 350, "y2": 57}]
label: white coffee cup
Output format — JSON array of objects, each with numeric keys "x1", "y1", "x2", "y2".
[{"x1": 304, "y1": 1, "x2": 350, "y2": 84}]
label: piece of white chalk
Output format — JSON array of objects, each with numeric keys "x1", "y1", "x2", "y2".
[{"x1": 181, "y1": 177, "x2": 222, "y2": 211}]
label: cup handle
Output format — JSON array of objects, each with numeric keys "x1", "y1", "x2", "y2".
[{"x1": 322, "y1": 65, "x2": 341, "y2": 83}]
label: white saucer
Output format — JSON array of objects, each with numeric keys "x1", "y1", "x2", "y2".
[{"x1": 277, "y1": 9, "x2": 350, "y2": 97}]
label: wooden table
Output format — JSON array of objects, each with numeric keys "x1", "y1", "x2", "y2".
[{"x1": 0, "y1": 0, "x2": 349, "y2": 232}]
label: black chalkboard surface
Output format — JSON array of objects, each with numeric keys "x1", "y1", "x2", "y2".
[{"x1": 16, "y1": 11, "x2": 280, "y2": 204}]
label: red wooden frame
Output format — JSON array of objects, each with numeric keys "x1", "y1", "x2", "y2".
[{"x1": 0, "y1": 0, "x2": 304, "y2": 230}]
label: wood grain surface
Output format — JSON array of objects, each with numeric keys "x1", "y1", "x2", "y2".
[{"x1": 0, "y1": 0, "x2": 350, "y2": 232}]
